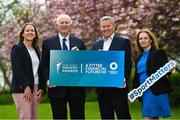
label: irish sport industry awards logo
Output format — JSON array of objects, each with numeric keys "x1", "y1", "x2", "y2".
[{"x1": 109, "y1": 62, "x2": 118, "y2": 74}]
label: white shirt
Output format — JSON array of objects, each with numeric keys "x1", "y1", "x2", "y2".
[
  {"x1": 58, "y1": 33, "x2": 70, "y2": 50},
  {"x1": 103, "y1": 33, "x2": 115, "y2": 51},
  {"x1": 28, "y1": 49, "x2": 39, "y2": 85}
]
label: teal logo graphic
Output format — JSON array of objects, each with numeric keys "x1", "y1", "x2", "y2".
[{"x1": 56, "y1": 61, "x2": 63, "y2": 73}]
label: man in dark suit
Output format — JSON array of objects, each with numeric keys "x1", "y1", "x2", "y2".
[
  {"x1": 41, "y1": 14, "x2": 86, "y2": 119},
  {"x1": 93, "y1": 16, "x2": 132, "y2": 119}
]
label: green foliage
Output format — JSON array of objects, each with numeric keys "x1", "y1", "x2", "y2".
[
  {"x1": 169, "y1": 72, "x2": 180, "y2": 107},
  {"x1": 0, "y1": 90, "x2": 13, "y2": 105}
]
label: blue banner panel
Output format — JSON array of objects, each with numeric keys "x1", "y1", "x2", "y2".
[{"x1": 49, "y1": 50, "x2": 124, "y2": 87}]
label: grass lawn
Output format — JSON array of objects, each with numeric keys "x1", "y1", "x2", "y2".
[{"x1": 0, "y1": 101, "x2": 180, "y2": 119}]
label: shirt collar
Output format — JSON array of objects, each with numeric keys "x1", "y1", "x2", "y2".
[
  {"x1": 103, "y1": 33, "x2": 115, "y2": 41},
  {"x1": 58, "y1": 33, "x2": 70, "y2": 41}
]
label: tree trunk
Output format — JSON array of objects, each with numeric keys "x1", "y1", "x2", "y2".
[{"x1": 0, "y1": 59, "x2": 11, "y2": 90}]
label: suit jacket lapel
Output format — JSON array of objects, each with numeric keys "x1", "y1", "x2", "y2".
[
  {"x1": 20, "y1": 42, "x2": 31, "y2": 59},
  {"x1": 19, "y1": 42, "x2": 32, "y2": 66},
  {"x1": 69, "y1": 35, "x2": 84, "y2": 50},
  {"x1": 99, "y1": 40, "x2": 104, "y2": 50},
  {"x1": 146, "y1": 47, "x2": 155, "y2": 73},
  {"x1": 53, "y1": 35, "x2": 62, "y2": 50},
  {"x1": 20, "y1": 42, "x2": 42, "y2": 62},
  {"x1": 108, "y1": 34, "x2": 117, "y2": 50},
  {"x1": 69, "y1": 35, "x2": 75, "y2": 50}
]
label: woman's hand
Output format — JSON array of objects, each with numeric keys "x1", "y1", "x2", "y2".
[
  {"x1": 23, "y1": 86, "x2": 32, "y2": 102},
  {"x1": 169, "y1": 66, "x2": 176, "y2": 73},
  {"x1": 35, "y1": 89, "x2": 43, "y2": 102}
]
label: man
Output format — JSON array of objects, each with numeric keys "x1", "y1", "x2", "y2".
[
  {"x1": 93, "y1": 16, "x2": 132, "y2": 119},
  {"x1": 41, "y1": 14, "x2": 86, "y2": 119}
]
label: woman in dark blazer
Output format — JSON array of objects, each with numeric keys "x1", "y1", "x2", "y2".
[
  {"x1": 132, "y1": 29, "x2": 174, "y2": 120},
  {"x1": 10, "y1": 23, "x2": 45, "y2": 119}
]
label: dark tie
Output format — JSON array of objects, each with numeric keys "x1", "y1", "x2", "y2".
[{"x1": 62, "y1": 38, "x2": 68, "y2": 50}]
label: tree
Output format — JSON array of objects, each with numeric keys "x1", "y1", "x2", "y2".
[
  {"x1": 0, "y1": 0, "x2": 48, "y2": 89},
  {"x1": 0, "y1": 0, "x2": 179, "y2": 89},
  {"x1": 41, "y1": 0, "x2": 180, "y2": 66},
  {"x1": 0, "y1": 0, "x2": 20, "y2": 89}
]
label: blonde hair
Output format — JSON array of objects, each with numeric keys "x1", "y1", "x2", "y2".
[{"x1": 136, "y1": 28, "x2": 159, "y2": 54}]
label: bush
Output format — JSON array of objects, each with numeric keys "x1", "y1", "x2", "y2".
[
  {"x1": 0, "y1": 91, "x2": 13, "y2": 105},
  {"x1": 169, "y1": 72, "x2": 180, "y2": 107}
]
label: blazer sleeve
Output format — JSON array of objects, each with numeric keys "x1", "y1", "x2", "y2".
[
  {"x1": 92, "y1": 42, "x2": 99, "y2": 50},
  {"x1": 38, "y1": 59, "x2": 46, "y2": 93},
  {"x1": 41, "y1": 40, "x2": 50, "y2": 82},
  {"x1": 11, "y1": 45, "x2": 29, "y2": 89},
  {"x1": 155, "y1": 49, "x2": 171, "y2": 76},
  {"x1": 123, "y1": 39, "x2": 132, "y2": 80},
  {"x1": 79, "y1": 40, "x2": 86, "y2": 50},
  {"x1": 156, "y1": 49, "x2": 169, "y2": 67},
  {"x1": 132, "y1": 67, "x2": 139, "y2": 89},
  {"x1": 150, "y1": 49, "x2": 173, "y2": 94}
]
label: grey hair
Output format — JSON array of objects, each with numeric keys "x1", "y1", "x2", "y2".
[
  {"x1": 56, "y1": 14, "x2": 73, "y2": 24},
  {"x1": 100, "y1": 16, "x2": 115, "y2": 25}
]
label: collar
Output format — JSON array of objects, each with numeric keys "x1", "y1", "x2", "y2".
[
  {"x1": 103, "y1": 33, "x2": 115, "y2": 41},
  {"x1": 143, "y1": 46, "x2": 151, "y2": 52},
  {"x1": 58, "y1": 33, "x2": 70, "y2": 41}
]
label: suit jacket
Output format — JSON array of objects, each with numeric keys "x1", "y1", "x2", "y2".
[
  {"x1": 10, "y1": 42, "x2": 45, "y2": 93},
  {"x1": 93, "y1": 34, "x2": 132, "y2": 96},
  {"x1": 133, "y1": 47, "x2": 173, "y2": 97},
  {"x1": 41, "y1": 34, "x2": 86, "y2": 98}
]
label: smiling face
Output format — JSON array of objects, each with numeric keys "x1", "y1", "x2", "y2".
[
  {"x1": 57, "y1": 16, "x2": 72, "y2": 37},
  {"x1": 138, "y1": 32, "x2": 152, "y2": 50},
  {"x1": 100, "y1": 20, "x2": 115, "y2": 39},
  {"x1": 22, "y1": 24, "x2": 36, "y2": 42}
]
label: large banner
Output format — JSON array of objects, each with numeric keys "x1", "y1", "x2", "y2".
[{"x1": 49, "y1": 50, "x2": 125, "y2": 87}]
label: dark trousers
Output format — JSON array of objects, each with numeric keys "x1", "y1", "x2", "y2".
[
  {"x1": 49, "y1": 96, "x2": 85, "y2": 119},
  {"x1": 98, "y1": 93, "x2": 131, "y2": 119}
]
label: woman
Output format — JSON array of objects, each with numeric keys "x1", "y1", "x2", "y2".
[
  {"x1": 10, "y1": 23, "x2": 45, "y2": 119},
  {"x1": 132, "y1": 29, "x2": 173, "y2": 119}
]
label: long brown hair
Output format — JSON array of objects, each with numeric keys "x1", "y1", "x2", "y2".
[
  {"x1": 19, "y1": 22, "x2": 40, "y2": 55},
  {"x1": 136, "y1": 28, "x2": 159, "y2": 54}
]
